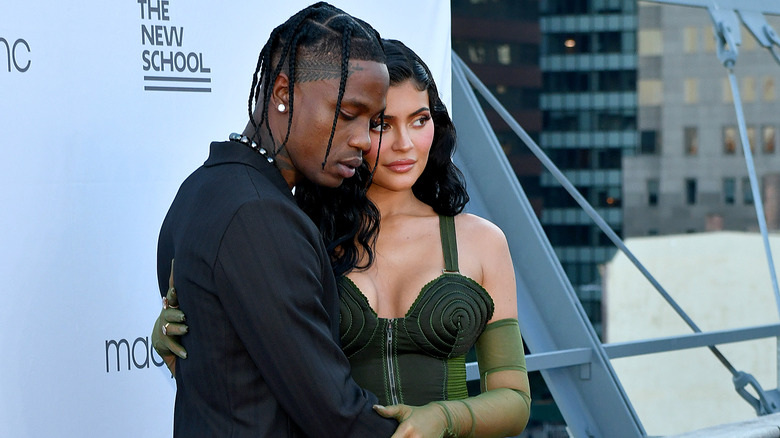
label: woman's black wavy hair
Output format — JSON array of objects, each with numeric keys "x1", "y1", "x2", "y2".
[
  {"x1": 383, "y1": 39, "x2": 469, "y2": 216},
  {"x1": 298, "y1": 38, "x2": 469, "y2": 276}
]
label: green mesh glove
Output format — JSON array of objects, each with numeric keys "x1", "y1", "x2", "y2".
[
  {"x1": 375, "y1": 319, "x2": 531, "y2": 438},
  {"x1": 151, "y1": 260, "x2": 188, "y2": 376},
  {"x1": 373, "y1": 402, "x2": 452, "y2": 438}
]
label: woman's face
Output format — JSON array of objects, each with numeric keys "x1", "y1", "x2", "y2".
[
  {"x1": 365, "y1": 80, "x2": 434, "y2": 193},
  {"x1": 282, "y1": 60, "x2": 389, "y2": 188}
]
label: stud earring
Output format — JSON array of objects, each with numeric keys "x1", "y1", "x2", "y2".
[{"x1": 277, "y1": 103, "x2": 286, "y2": 112}]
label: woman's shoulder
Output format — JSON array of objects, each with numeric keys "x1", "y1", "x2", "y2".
[
  {"x1": 451, "y1": 213, "x2": 511, "y2": 267},
  {"x1": 453, "y1": 213, "x2": 508, "y2": 245}
]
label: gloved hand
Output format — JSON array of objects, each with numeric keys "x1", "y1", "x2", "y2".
[
  {"x1": 376, "y1": 319, "x2": 531, "y2": 438},
  {"x1": 374, "y1": 402, "x2": 452, "y2": 438},
  {"x1": 151, "y1": 260, "x2": 188, "y2": 376}
]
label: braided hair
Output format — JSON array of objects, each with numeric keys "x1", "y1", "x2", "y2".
[
  {"x1": 247, "y1": 3, "x2": 386, "y2": 276},
  {"x1": 302, "y1": 39, "x2": 470, "y2": 276},
  {"x1": 247, "y1": 2, "x2": 385, "y2": 164}
]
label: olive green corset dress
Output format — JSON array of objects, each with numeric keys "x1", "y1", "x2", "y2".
[{"x1": 338, "y1": 215, "x2": 494, "y2": 406}]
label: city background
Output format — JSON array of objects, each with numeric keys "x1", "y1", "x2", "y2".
[{"x1": 451, "y1": 0, "x2": 780, "y2": 435}]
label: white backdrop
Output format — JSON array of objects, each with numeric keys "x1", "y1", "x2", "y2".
[{"x1": 0, "y1": 2, "x2": 450, "y2": 436}]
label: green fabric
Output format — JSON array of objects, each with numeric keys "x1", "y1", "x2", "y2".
[
  {"x1": 446, "y1": 355, "x2": 468, "y2": 401},
  {"x1": 439, "y1": 214, "x2": 458, "y2": 272},
  {"x1": 475, "y1": 318, "x2": 527, "y2": 386},
  {"x1": 338, "y1": 215, "x2": 494, "y2": 406},
  {"x1": 433, "y1": 318, "x2": 533, "y2": 437},
  {"x1": 437, "y1": 387, "x2": 530, "y2": 438}
]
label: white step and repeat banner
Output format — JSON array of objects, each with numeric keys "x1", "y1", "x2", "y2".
[{"x1": 0, "y1": 2, "x2": 450, "y2": 436}]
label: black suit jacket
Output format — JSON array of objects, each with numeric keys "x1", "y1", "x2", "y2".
[{"x1": 157, "y1": 141, "x2": 396, "y2": 437}]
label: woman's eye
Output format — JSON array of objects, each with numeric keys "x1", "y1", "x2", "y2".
[
  {"x1": 370, "y1": 120, "x2": 389, "y2": 132},
  {"x1": 412, "y1": 115, "x2": 431, "y2": 127}
]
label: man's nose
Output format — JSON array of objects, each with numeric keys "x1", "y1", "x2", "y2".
[{"x1": 350, "y1": 128, "x2": 372, "y2": 152}]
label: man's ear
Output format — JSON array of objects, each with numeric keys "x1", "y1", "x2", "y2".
[{"x1": 271, "y1": 72, "x2": 290, "y2": 111}]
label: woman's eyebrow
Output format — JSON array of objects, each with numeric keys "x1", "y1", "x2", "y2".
[{"x1": 382, "y1": 107, "x2": 431, "y2": 121}]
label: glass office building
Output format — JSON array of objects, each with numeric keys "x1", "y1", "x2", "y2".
[{"x1": 539, "y1": 0, "x2": 637, "y2": 337}]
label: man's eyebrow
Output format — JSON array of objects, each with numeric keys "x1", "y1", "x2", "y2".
[{"x1": 341, "y1": 98, "x2": 383, "y2": 114}]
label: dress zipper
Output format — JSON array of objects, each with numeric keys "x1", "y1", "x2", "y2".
[{"x1": 386, "y1": 319, "x2": 400, "y2": 405}]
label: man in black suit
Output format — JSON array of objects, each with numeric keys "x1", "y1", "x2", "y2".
[{"x1": 153, "y1": 4, "x2": 396, "y2": 437}]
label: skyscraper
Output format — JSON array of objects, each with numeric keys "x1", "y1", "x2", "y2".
[
  {"x1": 539, "y1": 0, "x2": 638, "y2": 337},
  {"x1": 451, "y1": 0, "x2": 543, "y2": 212},
  {"x1": 624, "y1": 3, "x2": 780, "y2": 237}
]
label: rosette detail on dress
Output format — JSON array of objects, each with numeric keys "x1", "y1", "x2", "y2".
[
  {"x1": 404, "y1": 273, "x2": 494, "y2": 359},
  {"x1": 338, "y1": 277, "x2": 380, "y2": 357}
]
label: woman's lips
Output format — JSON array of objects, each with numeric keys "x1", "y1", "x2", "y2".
[{"x1": 385, "y1": 159, "x2": 415, "y2": 173}]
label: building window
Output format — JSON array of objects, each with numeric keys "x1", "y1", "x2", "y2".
[
  {"x1": 547, "y1": 33, "x2": 590, "y2": 55},
  {"x1": 596, "y1": 31, "x2": 622, "y2": 53},
  {"x1": 723, "y1": 177, "x2": 735, "y2": 204},
  {"x1": 596, "y1": 110, "x2": 636, "y2": 131},
  {"x1": 683, "y1": 27, "x2": 698, "y2": 53},
  {"x1": 594, "y1": 0, "x2": 622, "y2": 13},
  {"x1": 638, "y1": 79, "x2": 663, "y2": 105},
  {"x1": 597, "y1": 70, "x2": 636, "y2": 92},
  {"x1": 684, "y1": 78, "x2": 699, "y2": 104},
  {"x1": 647, "y1": 179, "x2": 659, "y2": 206},
  {"x1": 763, "y1": 126, "x2": 776, "y2": 154},
  {"x1": 596, "y1": 186, "x2": 621, "y2": 207},
  {"x1": 685, "y1": 178, "x2": 697, "y2": 205},
  {"x1": 722, "y1": 78, "x2": 733, "y2": 103},
  {"x1": 545, "y1": 71, "x2": 591, "y2": 92},
  {"x1": 704, "y1": 27, "x2": 716, "y2": 52},
  {"x1": 544, "y1": 111, "x2": 581, "y2": 131},
  {"x1": 638, "y1": 29, "x2": 663, "y2": 56},
  {"x1": 467, "y1": 44, "x2": 486, "y2": 63},
  {"x1": 743, "y1": 76, "x2": 757, "y2": 102},
  {"x1": 684, "y1": 126, "x2": 698, "y2": 155},
  {"x1": 543, "y1": 0, "x2": 589, "y2": 14},
  {"x1": 640, "y1": 130, "x2": 659, "y2": 154},
  {"x1": 724, "y1": 126, "x2": 737, "y2": 154},
  {"x1": 763, "y1": 77, "x2": 776, "y2": 101},
  {"x1": 496, "y1": 44, "x2": 511, "y2": 65},
  {"x1": 743, "y1": 177, "x2": 754, "y2": 205},
  {"x1": 748, "y1": 125, "x2": 756, "y2": 153},
  {"x1": 596, "y1": 149, "x2": 622, "y2": 169}
]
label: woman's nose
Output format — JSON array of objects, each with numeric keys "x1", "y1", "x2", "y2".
[{"x1": 393, "y1": 127, "x2": 414, "y2": 151}]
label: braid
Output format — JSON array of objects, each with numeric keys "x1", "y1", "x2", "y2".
[
  {"x1": 369, "y1": 112, "x2": 384, "y2": 182},
  {"x1": 279, "y1": 33, "x2": 298, "y2": 152},
  {"x1": 321, "y1": 24, "x2": 353, "y2": 169},
  {"x1": 262, "y1": 16, "x2": 307, "y2": 151},
  {"x1": 247, "y1": 7, "x2": 316, "y2": 148},
  {"x1": 247, "y1": 2, "x2": 387, "y2": 274},
  {"x1": 247, "y1": 29, "x2": 277, "y2": 136}
]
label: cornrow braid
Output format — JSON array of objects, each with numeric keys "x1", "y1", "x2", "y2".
[
  {"x1": 321, "y1": 25, "x2": 352, "y2": 169},
  {"x1": 248, "y1": 8, "x2": 312, "y2": 150},
  {"x1": 245, "y1": 2, "x2": 387, "y2": 274},
  {"x1": 278, "y1": 30, "x2": 303, "y2": 154},
  {"x1": 246, "y1": 3, "x2": 385, "y2": 164},
  {"x1": 248, "y1": 24, "x2": 285, "y2": 139}
]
